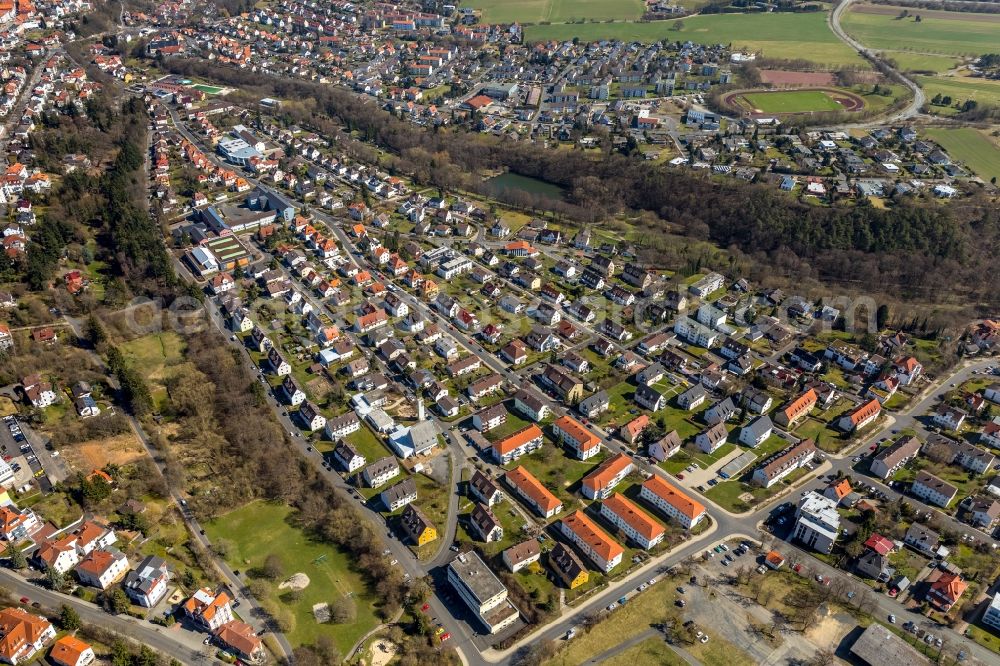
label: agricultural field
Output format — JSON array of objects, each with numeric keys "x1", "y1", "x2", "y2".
[
  {"x1": 923, "y1": 127, "x2": 1000, "y2": 182},
  {"x1": 886, "y1": 51, "x2": 961, "y2": 74},
  {"x1": 467, "y1": 0, "x2": 644, "y2": 25},
  {"x1": 916, "y1": 75, "x2": 1000, "y2": 114},
  {"x1": 524, "y1": 12, "x2": 866, "y2": 68},
  {"x1": 741, "y1": 89, "x2": 846, "y2": 113},
  {"x1": 204, "y1": 501, "x2": 380, "y2": 653},
  {"x1": 842, "y1": 5, "x2": 1000, "y2": 58}
]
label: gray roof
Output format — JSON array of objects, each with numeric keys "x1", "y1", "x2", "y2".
[
  {"x1": 365, "y1": 456, "x2": 399, "y2": 479},
  {"x1": 448, "y1": 551, "x2": 506, "y2": 606},
  {"x1": 124, "y1": 555, "x2": 168, "y2": 596},
  {"x1": 380, "y1": 477, "x2": 417, "y2": 507},
  {"x1": 850, "y1": 623, "x2": 929, "y2": 666}
]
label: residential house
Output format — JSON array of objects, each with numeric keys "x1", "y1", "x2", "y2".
[
  {"x1": 473, "y1": 404, "x2": 508, "y2": 433},
  {"x1": 49, "y1": 635, "x2": 95, "y2": 666},
  {"x1": 552, "y1": 415, "x2": 601, "y2": 460},
  {"x1": 581, "y1": 454, "x2": 634, "y2": 500},
  {"x1": 469, "y1": 503, "x2": 502, "y2": 543},
  {"x1": 124, "y1": 555, "x2": 170, "y2": 608},
  {"x1": 739, "y1": 415, "x2": 774, "y2": 448},
  {"x1": 0, "y1": 608, "x2": 56, "y2": 665},
  {"x1": 774, "y1": 389, "x2": 817, "y2": 428},
  {"x1": 401, "y1": 504, "x2": 438, "y2": 546},
  {"x1": 926, "y1": 571, "x2": 968, "y2": 612},
  {"x1": 492, "y1": 425, "x2": 544, "y2": 464},
  {"x1": 183, "y1": 588, "x2": 234, "y2": 632},
  {"x1": 600, "y1": 494, "x2": 664, "y2": 550},
  {"x1": 635, "y1": 384, "x2": 667, "y2": 412},
  {"x1": 752, "y1": 439, "x2": 817, "y2": 488},
  {"x1": 548, "y1": 542, "x2": 589, "y2": 589},
  {"x1": 869, "y1": 435, "x2": 921, "y2": 479},
  {"x1": 910, "y1": 471, "x2": 958, "y2": 508},
  {"x1": 704, "y1": 397, "x2": 738, "y2": 425},
  {"x1": 504, "y1": 466, "x2": 562, "y2": 518},
  {"x1": 639, "y1": 476, "x2": 707, "y2": 529},
  {"x1": 696, "y1": 423, "x2": 728, "y2": 454},
  {"x1": 578, "y1": 391, "x2": 610, "y2": 419},
  {"x1": 649, "y1": 431, "x2": 682, "y2": 462},
  {"x1": 559, "y1": 510, "x2": 623, "y2": 573},
  {"x1": 75, "y1": 548, "x2": 129, "y2": 590},
  {"x1": 469, "y1": 470, "x2": 503, "y2": 506},
  {"x1": 362, "y1": 457, "x2": 400, "y2": 488},
  {"x1": 621, "y1": 414, "x2": 650, "y2": 445},
  {"x1": 837, "y1": 398, "x2": 881, "y2": 432},
  {"x1": 380, "y1": 478, "x2": 418, "y2": 511},
  {"x1": 903, "y1": 523, "x2": 942, "y2": 558},
  {"x1": 332, "y1": 441, "x2": 366, "y2": 473},
  {"x1": 502, "y1": 540, "x2": 541, "y2": 573},
  {"x1": 677, "y1": 385, "x2": 706, "y2": 411},
  {"x1": 513, "y1": 388, "x2": 549, "y2": 422}
]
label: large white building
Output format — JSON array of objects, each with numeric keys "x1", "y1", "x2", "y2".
[
  {"x1": 673, "y1": 317, "x2": 719, "y2": 348},
  {"x1": 792, "y1": 491, "x2": 840, "y2": 554},
  {"x1": 447, "y1": 551, "x2": 520, "y2": 634}
]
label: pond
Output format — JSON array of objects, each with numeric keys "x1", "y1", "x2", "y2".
[{"x1": 484, "y1": 172, "x2": 566, "y2": 200}]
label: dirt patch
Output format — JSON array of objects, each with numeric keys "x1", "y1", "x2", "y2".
[
  {"x1": 366, "y1": 640, "x2": 397, "y2": 666},
  {"x1": 760, "y1": 70, "x2": 835, "y2": 86},
  {"x1": 851, "y1": 3, "x2": 1000, "y2": 22},
  {"x1": 305, "y1": 376, "x2": 331, "y2": 401},
  {"x1": 65, "y1": 432, "x2": 147, "y2": 471},
  {"x1": 278, "y1": 572, "x2": 311, "y2": 592},
  {"x1": 804, "y1": 605, "x2": 856, "y2": 650},
  {"x1": 833, "y1": 94, "x2": 864, "y2": 111}
]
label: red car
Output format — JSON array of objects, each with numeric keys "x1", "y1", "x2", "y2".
[
  {"x1": 793, "y1": 564, "x2": 802, "y2": 573},
  {"x1": 440, "y1": 633, "x2": 451, "y2": 642},
  {"x1": 420, "y1": 603, "x2": 430, "y2": 613},
  {"x1": 677, "y1": 473, "x2": 685, "y2": 480},
  {"x1": 19, "y1": 597, "x2": 28, "y2": 604}
]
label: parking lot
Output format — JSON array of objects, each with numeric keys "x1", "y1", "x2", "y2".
[{"x1": 0, "y1": 415, "x2": 68, "y2": 492}]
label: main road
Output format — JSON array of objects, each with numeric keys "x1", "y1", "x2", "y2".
[{"x1": 827, "y1": 0, "x2": 927, "y2": 127}]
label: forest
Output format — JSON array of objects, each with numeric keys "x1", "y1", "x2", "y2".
[{"x1": 163, "y1": 58, "x2": 1000, "y2": 310}]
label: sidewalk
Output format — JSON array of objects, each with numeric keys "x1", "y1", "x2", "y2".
[{"x1": 479, "y1": 520, "x2": 720, "y2": 663}]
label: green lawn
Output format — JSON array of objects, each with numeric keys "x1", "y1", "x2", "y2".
[
  {"x1": 923, "y1": 128, "x2": 1000, "y2": 182},
  {"x1": 467, "y1": 0, "x2": 644, "y2": 24},
  {"x1": 602, "y1": 637, "x2": 688, "y2": 666},
  {"x1": 525, "y1": 12, "x2": 865, "y2": 68},
  {"x1": 514, "y1": 447, "x2": 606, "y2": 510},
  {"x1": 842, "y1": 6, "x2": 1000, "y2": 57},
  {"x1": 204, "y1": 501, "x2": 380, "y2": 653},
  {"x1": 343, "y1": 423, "x2": 395, "y2": 464},
  {"x1": 742, "y1": 90, "x2": 843, "y2": 113}
]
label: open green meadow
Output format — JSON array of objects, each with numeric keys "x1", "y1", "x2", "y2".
[
  {"x1": 204, "y1": 501, "x2": 380, "y2": 653},
  {"x1": 886, "y1": 51, "x2": 961, "y2": 74},
  {"x1": 524, "y1": 13, "x2": 865, "y2": 68},
  {"x1": 923, "y1": 128, "x2": 1000, "y2": 182},
  {"x1": 742, "y1": 89, "x2": 843, "y2": 113},
  {"x1": 916, "y1": 75, "x2": 1000, "y2": 114},
  {"x1": 468, "y1": 0, "x2": 644, "y2": 25},
  {"x1": 842, "y1": 6, "x2": 1000, "y2": 58}
]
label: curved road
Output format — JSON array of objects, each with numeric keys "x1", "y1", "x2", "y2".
[{"x1": 827, "y1": 0, "x2": 926, "y2": 127}]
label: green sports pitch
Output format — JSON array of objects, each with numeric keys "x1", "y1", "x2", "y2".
[
  {"x1": 467, "y1": 0, "x2": 644, "y2": 25},
  {"x1": 741, "y1": 90, "x2": 844, "y2": 113}
]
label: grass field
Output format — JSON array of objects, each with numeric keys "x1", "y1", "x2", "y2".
[
  {"x1": 120, "y1": 332, "x2": 187, "y2": 410},
  {"x1": 842, "y1": 6, "x2": 1000, "y2": 58},
  {"x1": 924, "y1": 127, "x2": 1000, "y2": 182},
  {"x1": 602, "y1": 637, "x2": 688, "y2": 666},
  {"x1": 742, "y1": 90, "x2": 843, "y2": 113},
  {"x1": 468, "y1": 0, "x2": 644, "y2": 24},
  {"x1": 885, "y1": 51, "x2": 961, "y2": 74},
  {"x1": 204, "y1": 501, "x2": 379, "y2": 653},
  {"x1": 524, "y1": 13, "x2": 866, "y2": 68},
  {"x1": 916, "y1": 75, "x2": 1000, "y2": 114}
]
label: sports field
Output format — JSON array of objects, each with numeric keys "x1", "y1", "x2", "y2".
[
  {"x1": 524, "y1": 13, "x2": 866, "y2": 68},
  {"x1": 742, "y1": 90, "x2": 843, "y2": 113},
  {"x1": 842, "y1": 5, "x2": 1000, "y2": 57},
  {"x1": 468, "y1": 0, "x2": 644, "y2": 24},
  {"x1": 192, "y1": 84, "x2": 225, "y2": 95},
  {"x1": 923, "y1": 128, "x2": 1000, "y2": 182}
]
